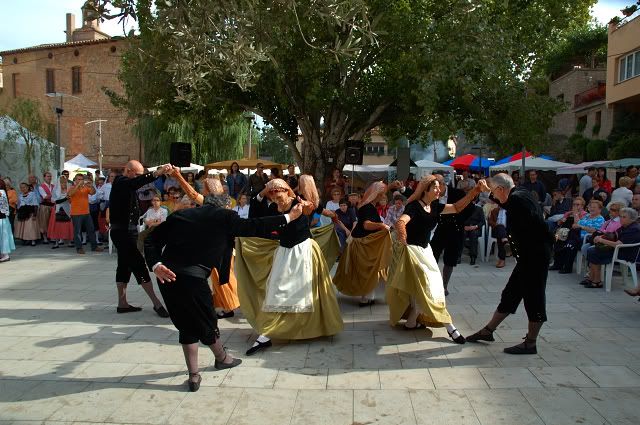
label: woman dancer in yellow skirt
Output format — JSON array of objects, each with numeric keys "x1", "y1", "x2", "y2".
[
  {"x1": 235, "y1": 178, "x2": 343, "y2": 355},
  {"x1": 332, "y1": 181, "x2": 392, "y2": 306},
  {"x1": 387, "y1": 174, "x2": 489, "y2": 343},
  {"x1": 171, "y1": 169, "x2": 240, "y2": 318}
]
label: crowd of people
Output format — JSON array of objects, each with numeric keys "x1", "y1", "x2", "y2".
[{"x1": 1, "y1": 159, "x2": 640, "y2": 392}]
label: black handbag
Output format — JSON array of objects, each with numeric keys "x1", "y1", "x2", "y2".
[{"x1": 55, "y1": 209, "x2": 71, "y2": 222}]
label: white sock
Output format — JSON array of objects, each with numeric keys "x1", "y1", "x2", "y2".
[
  {"x1": 252, "y1": 335, "x2": 270, "y2": 347},
  {"x1": 445, "y1": 323, "x2": 461, "y2": 339}
]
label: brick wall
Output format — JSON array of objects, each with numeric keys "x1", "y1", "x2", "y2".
[{"x1": 0, "y1": 39, "x2": 141, "y2": 167}]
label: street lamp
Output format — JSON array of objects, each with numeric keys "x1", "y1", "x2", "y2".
[
  {"x1": 243, "y1": 111, "x2": 255, "y2": 158},
  {"x1": 85, "y1": 119, "x2": 108, "y2": 175},
  {"x1": 471, "y1": 145, "x2": 484, "y2": 177},
  {"x1": 46, "y1": 92, "x2": 79, "y2": 176}
]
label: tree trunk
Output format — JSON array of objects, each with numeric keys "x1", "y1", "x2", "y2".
[{"x1": 299, "y1": 125, "x2": 346, "y2": 199}]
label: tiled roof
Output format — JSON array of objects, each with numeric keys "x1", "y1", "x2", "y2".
[{"x1": 0, "y1": 37, "x2": 124, "y2": 56}]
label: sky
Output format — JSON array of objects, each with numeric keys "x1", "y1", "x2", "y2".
[{"x1": 0, "y1": 0, "x2": 633, "y2": 52}]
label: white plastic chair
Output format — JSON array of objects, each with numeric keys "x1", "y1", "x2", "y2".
[
  {"x1": 108, "y1": 227, "x2": 113, "y2": 255},
  {"x1": 477, "y1": 221, "x2": 486, "y2": 263},
  {"x1": 603, "y1": 242, "x2": 640, "y2": 292},
  {"x1": 575, "y1": 233, "x2": 590, "y2": 275},
  {"x1": 485, "y1": 227, "x2": 497, "y2": 262}
]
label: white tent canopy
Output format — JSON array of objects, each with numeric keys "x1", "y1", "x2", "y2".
[
  {"x1": 556, "y1": 160, "x2": 611, "y2": 175},
  {"x1": 489, "y1": 156, "x2": 573, "y2": 172},
  {"x1": 148, "y1": 163, "x2": 204, "y2": 173},
  {"x1": 64, "y1": 153, "x2": 97, "y2": 169}
]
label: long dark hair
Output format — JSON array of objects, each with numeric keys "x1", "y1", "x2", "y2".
[{"x1": 230, "y1": 162, "x2": 240, "y2": 174}]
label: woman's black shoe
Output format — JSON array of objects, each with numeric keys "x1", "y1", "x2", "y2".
[
  {"x1": 548, "y1": 264, "x2": 560, "y2": 271},
  {"x1": 217, "y1": 310, "x2": 235, "y2": 319},
  {"x1": 188, "y1": 372, "x2": 201, "y2": 392},
  {"x1": 246, "y1": 339, "x2": 272, "y2": 356},
  {"x1": 359, "y1": 299, "x2": 375, "y2": 307}
]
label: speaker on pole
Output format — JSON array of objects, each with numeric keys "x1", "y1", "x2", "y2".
[
  {"x1": 344, "y1": 140, "x2": 364, "y2": 165},
  {"x1": 170, "y1": 142, "x2": 192, "y2": 167}
]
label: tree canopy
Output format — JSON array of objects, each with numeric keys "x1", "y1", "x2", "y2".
[{"x1": 92, "y1": 0, "x2": 595, "y2": 181}]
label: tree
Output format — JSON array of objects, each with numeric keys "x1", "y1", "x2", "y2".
[
  {"x1": 1, "y1": 98, "x2": 50, "y2": 175},
  {"x1": 91, "y1": 0, "x2": 595, "y2": 182},
  {"x1": 259, "y1": 127, "x2": 294, "y2": 164}
]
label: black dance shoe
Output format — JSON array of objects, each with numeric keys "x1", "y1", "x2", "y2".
[
  {"x1": 246, "y1": 339, "x2": 272, "y2": 356},
  {"x1": 470, "y1": 256, "x2": 476, "y2": 266},
  {"x1": 466, "y1": 326, "x2": 495, "y2": 343},
  {"x1": 358, "y1": 299, "x2": 375, "y2": 307},
  {"x1": 504, "y1": 337, "x2": 537, "y2": 355},
  {"x1": 217, "y1": 310, "x2": 235, "y2": 319},
  {"x1": 154, "y1": 305, "x2": 170, "y2": 318},
  {"x1": 116, "y1": 305, "x2": 142, "y2": 314},
  {"x1": 214, "y1": 355, "x2": 243, "y2": 370},
  {"x1": 447, "y1": 328, "x2": 466, "y2": 344},
  {"x1": 188, "y1": 372, "x2": 201, "y2": 392}
]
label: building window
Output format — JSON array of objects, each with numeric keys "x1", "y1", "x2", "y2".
[
  {"x1": 576, "y1": 115, "x2": 587, "y2": 133},
  {"x1": 619, "y1": 50, "x2": 640, "y2": 82},
  {"x1": 46, "y1": 69, "x2": 55, "y2": 94},
  {"x1": 72, "y1": 67, "x2": 81, "y2": 94},
  {"x1": 12, "y1": 73, "x2": 18, "y2": 98},
  {"x1": 365, "y1": 145, "x2": 385, "y2": 155}
]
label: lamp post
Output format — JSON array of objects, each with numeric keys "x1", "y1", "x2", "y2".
[
  {"x1": 243, "y1": 111, "x2": 255, "y2": 158},
  {"x1": 471, "y1": 145, "x2": 484, "y2": 177},
  {"x1": 46, "y1": 92, "x2": 79, "y2": 176},
  {"x1": 85, "y1": 119, "x2": 108, "y2": 175}
]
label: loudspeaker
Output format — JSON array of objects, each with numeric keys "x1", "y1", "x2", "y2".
[
  {"x1": 170, "y1": 142, "x2": 192, "y2": 167},
  {"x1": 345, "y1": 140, "x2": 364, "y2": 165},
  {"x1": 396, "y1": 147, "x2": 411, "y2": 181}
]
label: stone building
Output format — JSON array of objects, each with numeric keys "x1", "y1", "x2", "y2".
[
  {"x1": 548, "y1": 67, "x2": 614, "y2": 140},
  {"x1": 0, "y1": 8, "x2": 139, "y2": 170},
  {"x1": 607, "y1": 15, "x2": 640, "y2": 121}
]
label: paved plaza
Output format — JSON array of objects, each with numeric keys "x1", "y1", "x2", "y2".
[{"x1": 1, "y1": 245, "x2": 640, "y2": 425}]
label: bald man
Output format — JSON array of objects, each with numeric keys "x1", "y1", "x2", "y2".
[{"x1": 108, "y1": 161, "x2": 171, "y2": 316}]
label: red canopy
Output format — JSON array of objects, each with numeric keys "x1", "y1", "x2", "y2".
[{"x1": 449, "y1": 154, "x2": 477, "y2": 170}]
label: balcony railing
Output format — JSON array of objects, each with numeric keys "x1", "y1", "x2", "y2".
[{"x1": 574, "y1": 82, "x2": 606, "y2": 109}]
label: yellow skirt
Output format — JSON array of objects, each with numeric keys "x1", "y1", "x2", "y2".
[
  {"x1": 235, "y1": 237, "x2": 343, "y2": 339},
  {"x1": 311, "y1": 223, "x2": 341, "y2": 268},
  {"x1": 386, "y1": 242, "x2": 452, "y2": 328},
  {"x1": 332, "y1": 230, "x2": 392, "y2": 296},
  {"x1": 210, "y1": 256, "x2": 240, "y2": 312}
]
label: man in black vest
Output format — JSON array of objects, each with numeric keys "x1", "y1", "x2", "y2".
[
  {"x1": 430, "y1": 172, "x2": 475, "y2": 295},
  {"x1": 108, "y1": 160, "x2": 171, "y2": 317},
  {"x1": 467, "y1": 173, "x2": 553, "y2": 354}
]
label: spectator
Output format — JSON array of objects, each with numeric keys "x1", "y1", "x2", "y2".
[
  {"x1": 284, "y1": 164, "x2": 299, "y2": 191},
  {"x1": 194, "y1": 170, "x2": 206, "y2": 194},
  {"x1": 383, "y1": 194, "x2": 406, "y2": 229},
  {"x1": 90, "y1": 176, "x2": 105, "y2": 244},
  {"x1": 334, "y1": 197, "x2": 357, "y2": 250},
  {"x1": 626, "y1": 165, "x2": 639, "y2": 190},
  {"x1": 14, "y1": 183, "x2": 39, "y2": 246},
  {"x1": 137, "y1": 194, "x2": 168, "y2": 252},
  {"x1": 68, "y1": 174, "x2": 102, "y2": 254},
  {"x1": 488, "y1": 205, "x2": 509, "y2": 268},
  {"x1": 376, "y1": 195, "x2": 389, "y2": 219},
  {"x1": 511, "y1": 170, "x2": 520, "y2": 186},
  {"x1": 185, "y1": 172, "x2": 196, "y2": 188},
  {"x1": 456, "y1": 169, "x2": 477, "y2": 193},
  {"x1": 163, "y1": 172, "x2": 179, "y2": 193},
  {"x1": 583, "y1": 179, "x2": 609, "y2": 206},
  {"x1": 325, "y1": 189, "x2": 342, "y2": 211},
  {"x1": 232, "y1": 193, "x2": 250, "y2": 219},
  {"x1": 324, "y1": 168, "x2": 346, "y2": 199},
  {"x1": 596, "y1": 167, "x2": 612, "y2": 194},
  {"x1": 523, "y1": 170, "x2": 546, "y2": 203},
  {"x1": 226, "y1": 162, "x2": 247, "y2": 200},
  {"x1": 551, "y1": 198, "x2": 598, "y2": 274},
  {"x1": 48, "y1": 176, "x2": 74, "y2": 249},
  {"x1": 545, "y1": 188, "x2": 572, "y2": 232},
  {"x1": 463, "y1": 203, "x2": 485, "y2": 265},
  {"x1": 61, "y1": 170, "x2": 70, "y2": 181},
  {"x1": 0, "y1": 179, "x2": 16, "y2": 262},
  {"x1": 631, "y1": 193, "x2": 640, "y2": 217},
  {"x1": 583, "y1": 208, "x2": 640, "y2": 288},
  {"x1": 246, "y1": 163, "x2": 269, "y2": 218},
  {"x1": 162, "y1": 187, "x2": 183, "y2": 213},
  {"x1": 580, "y1": 202, "x2": 623, "y2": 268},
  {"x1": 611, "y1": 176, "x2": 634, "y2": 207},
  {"x1": 137, "y1": 175, "x2": 156, "y2": 214},
  {"x1": 579, "y1": 167, "x2": 597, "y2": 197},
  {"x1": 3, "y1": 178, "x2": 18, "y2": 231}
]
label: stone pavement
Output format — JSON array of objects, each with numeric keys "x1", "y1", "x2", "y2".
[{"x1": 1, "y1": 244, "x2": 640, "y2": 425}]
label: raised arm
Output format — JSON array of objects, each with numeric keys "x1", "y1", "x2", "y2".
[
  {"x1": 227, "y1": 203, "x2": 303, "y2": 236},
  {"x1": 442, "y1": 180, "x2": 489, "y2": 214}
]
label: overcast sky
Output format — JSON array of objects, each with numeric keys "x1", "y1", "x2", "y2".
[{"x1": 0, "y1": 0, "x2": 632, "y2": 52}]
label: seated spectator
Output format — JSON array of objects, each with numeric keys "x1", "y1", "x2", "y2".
[
  {"x1": 611, "y1": 176, "x2": 634, "y2": 207},
  {"x1": 580, "y1": 202, "x2": 623, "y2": 266},
  {"x1": 583, "y1": 179, "x2": 609, "y2": 205},
  {"x1": 162, "y1": 187, "x2": 183, "y2": 213},
  {"x1": 545, "y1": 188, "x2": 572, "y2": 232},
  {"x1": 488, "y1": 205, "x2": 508, "y2": 268},
  {"x1": 376, "y1": 196, "x2": 389, "y2": 219},
  {"x1": 583, "y1": 208, "x2": 640, "y2": 289},
  {"x1": 633, "y1": 193, "x2": 640, "y2": 217},
  {"x1": 334, "y1": 197, "x2": 357, "y2": 250},
  {"x1": 456, "y1": 169, "x2": 476, "y2": 193},
  {"x1": 550, "y1": 197, "x2": 594, "y2": 274},
  {"x1": 523, "y1": 170, "x2": 546, "y2": 203},
  {"x1": 383, "y1": 194, "x2": 405, "y2": 229},
  {"x1": 232, "y1": 194, "x2": 250, "y2": 219},
  {"x1": 463, "y1": 203, "x2": 485, "y2": 265},
  {"x1": 325, "y1": 189, "x2": 342, "y2": 211},
  {"x1": 137, "y1": 194, "x2": 168, "y2": 251}
]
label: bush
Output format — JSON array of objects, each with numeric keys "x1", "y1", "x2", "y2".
[
  {"x1": 585, "y1": 139, "x2": 608, "y2": 160},
  {"x1": 610, "y1": 134, "x2": 640, "y2": 159}
]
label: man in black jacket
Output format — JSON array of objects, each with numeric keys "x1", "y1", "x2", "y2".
[
  {"x1": 467, "y1": 173, "x2": 554, "y2": 354},
  {"x1": 430, "y1": 173, "x2": 475, "y2": 295},
  {"x1": 108, "y1": 160, "x2": 171, "y2": 317},
  {"x1": 144, "y1": 182, "x2": 303, "y2": 389}
]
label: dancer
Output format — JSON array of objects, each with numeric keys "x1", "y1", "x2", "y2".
[
  {"x1": 387, "y1": 175, "x2": 489, "y2": 343},
  {"x1": 36, "y1": 171, "x2": 55, "y2": 244},
  {"x1": 429, "y1": 173, "x2": 475, "y2": 295},
  {"x1": 170, "y1": 169, "x2": 240, "y2": 319},
  {"x1": 235, "y1": 178, "x2": 343, "y2": 355},
  {"x1": 108, "y1": 160, "x2": 170, "y2": 317},
  {"x1": 145, "y1": 176, "x2": 301, "y2": 391},
  {"x1": 14, "y1": 183, "x2": 39, "y2": 246},
  {"x1": 467, "y1": 173, "x2": 554, "y2": 354},
  {"x1": 332, "y1": 181, "x2": 392, "y2": 306},
  {"x1": 48, "y1": 176, "x2": 74, "y2": 249},
  {"x1": 0, "y1": 180, "x2": 15, "y2": 262}
]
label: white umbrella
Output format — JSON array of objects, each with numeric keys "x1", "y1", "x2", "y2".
[
  {"x1": 556, "y1": 160, "x2": 612, "y2": 175},
  {"x1": 489, "y1": 156, "x2": 573, "y2": 172}
]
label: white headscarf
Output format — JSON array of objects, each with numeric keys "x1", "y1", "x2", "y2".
[{"x1": 52, "y1": 176, "x2": 71, "y2": 216}]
